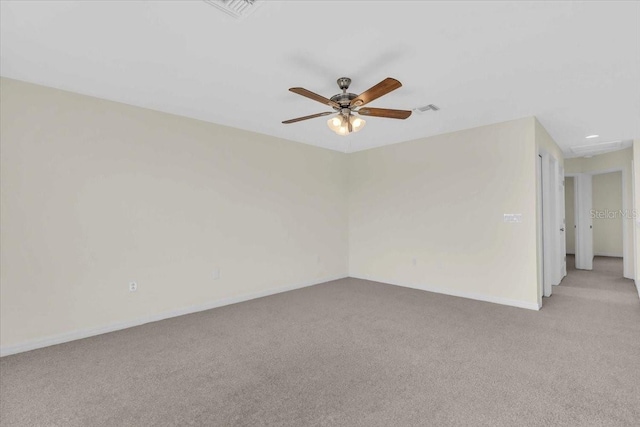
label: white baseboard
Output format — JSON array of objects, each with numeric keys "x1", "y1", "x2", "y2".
[
  {"x1": 594, "y1": 252, "x2": 624, "y2": 258},
  {"x1": 349, "y1": 274, "x2": 541, "y2": 311},
  {"x1": 0, "y1": 274, "x2": 347, "y2": 358}
]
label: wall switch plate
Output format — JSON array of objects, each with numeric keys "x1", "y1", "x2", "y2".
[
  {"x1": 504, "y1": 214, "x2": 523, "y2": 223},
  {"x1": 129, "y1": 281, "x2": 137, "y2": 292},
  {"x1": 212, "y1": 268, "x2": 220, "y2": 280}
]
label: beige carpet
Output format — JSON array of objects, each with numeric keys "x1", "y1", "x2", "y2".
[{"x1": 1, "y1": 256, "x2": 639, "y2": 426}]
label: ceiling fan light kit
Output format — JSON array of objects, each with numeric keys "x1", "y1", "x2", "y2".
[
  {"x1": 327, "y1": 114, "x2": 366, "y2": 135},
  {"x1": 283, "y1": 77, "x2": 412, "y2": 136}
]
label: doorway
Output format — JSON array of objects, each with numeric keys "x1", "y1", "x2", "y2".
[
  {"x1": 593, "y1": 172, "x2": 623, "y2": 259},
  {"x1": 565, "y1": 169, "x2": 626, "y2": 277},
  {"x1": 565, "y1": 176, "x2": 576, "y2": 257}
]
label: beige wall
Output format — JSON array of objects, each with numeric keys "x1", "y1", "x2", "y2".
[
  {"x1": 348, "y1": 117, "x2": 541, "y2": 309},
  {"x1": 565, "y1": 148, "x2": 633, "y2": 175},
  {"x1": 565, "y1": 177, "x2": 575, "y2": 254},
  {"x1": 535, "y1": 119, "x2": 564, "y2": 165},
  {"x1": 565, "y1": 148, "x2": 634, "y2": 278},
  {"x1": 0, "y1": 77, "x2": 572, "y2": 353},
  {"x1": 0, "y1": 78, "x2": 349, "y2": 350},
  {"x1": 592, "y1": 172, "x2": 623, "y2": 257}
]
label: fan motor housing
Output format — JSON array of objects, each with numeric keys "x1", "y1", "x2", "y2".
[{"x1": 330, "y1": 92, "x2": 357, "y2": 110}]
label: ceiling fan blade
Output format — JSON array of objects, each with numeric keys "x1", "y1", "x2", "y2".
[
  {"x1": 289, "y1": 87, "x2": 340, "y2": 109},
  {"x1": 357, "y1": 107, "x2": 412, "y2": 119},
  {"x1": 350, "y1": 78, "x2": 402, "y2": 107},
  {"x1": 282, "y1": 111, "x2": 334, "y2": 124}
]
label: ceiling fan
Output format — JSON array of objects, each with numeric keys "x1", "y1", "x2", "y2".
[{"x1": 282, "y1": 77, "x2": 412, "y2": 135}]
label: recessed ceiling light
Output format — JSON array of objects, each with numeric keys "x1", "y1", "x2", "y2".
[{"x1": 585, "y1": 134, "x2": 599, "y2": 139}]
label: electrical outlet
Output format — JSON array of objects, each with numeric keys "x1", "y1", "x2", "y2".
[
  {"x1": 129, "y1": 281, "x2": 137, "y2": 292},
  {"x1": 212, "y1": 268, "x2": 220, "y2": 280}
]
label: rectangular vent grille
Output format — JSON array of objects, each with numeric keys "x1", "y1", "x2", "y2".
[
  {"x1": 569, "y1": 139, "x2": 631, "y2": 157},
  {"x1": 203, "y1": 0, "x2": 262, "y2": 19},
  {"x1": 416, "y1": 104, "x2": 440, "y2": 112}
]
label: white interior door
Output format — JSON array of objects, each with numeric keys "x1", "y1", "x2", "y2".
[
  {"x1": 541, "y1": 153, "x2": 555, "y2": 296},
  {"x1": 633, "y1": 160, "x2": 638, "y2": 282},
  {"x1": 575, "y1": 174, "x2": 594, "y2": 270},
  {"x1": 539, "y1": 152, "x2": 568, "y2": 297},
  {"x1": 558, "y1": 165, "x2": 567, "y2": 279},
  {"x1": 548, "y1": 156, "x2": 561, "y2": 286},
  {"x1": 537, "y1": 154, "x2": 545, "y2": 304}
]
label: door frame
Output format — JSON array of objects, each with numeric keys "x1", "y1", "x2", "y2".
[
  {"x1": 633, "y1": 160, "x2": 638, "y2": 286},
  {"x1": 584, "y1": 168, "x2": 628, "y2": 276},
  {"x1": 537, "y1": 153, "x2": 544, "y2": 305},
  {"x1": 565, "y1": 173, "x2": 579, "y2": 264},
  {"x1": 558, "y1": 164, "x2": 567, "y2": 279}
]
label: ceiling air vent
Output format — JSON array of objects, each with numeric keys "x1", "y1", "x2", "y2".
[
  {"x1": 202, "y1": 0, "x2": 262, "y2": 19},
  {"x1": 569, "y1": 140, "x2": 631, "y2": 157},
  {"x1": 414, "y1": 104, "x2": 440, "y2": 113}
]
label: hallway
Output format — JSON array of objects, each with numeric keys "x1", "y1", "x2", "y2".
[{"x1": 552, "y1": 255, "x2": 637, "y2": 308}]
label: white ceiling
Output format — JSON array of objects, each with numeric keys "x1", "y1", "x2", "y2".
[{"x1": 1, "y1": 1, "x2": 638, "y2": 154}]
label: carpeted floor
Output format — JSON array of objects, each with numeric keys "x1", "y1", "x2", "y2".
[{"x1": 1, "y1": 256, "x2": 639, "y2": 426}]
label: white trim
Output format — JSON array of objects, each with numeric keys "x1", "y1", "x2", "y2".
[
  {"x1": 593, "y1": 252, "x2": 624, "y2": 258},
  {"x1": 559, "y1": 163, "x2": 567, "y2": 280},
  {"x1": 0, "y1": 274, "x2": 347, "y2": 357},
  {"x1": 585, "y1": 167, "x2": 631, "y2": 279},
  {"x1": 621, "y1": 168, "x2": 631, "y2": 279},
  {"x1": 632, "y1": 159, "x2": 637, "y2": 285},
  {"x1": 536, "y1": 153, "x2": 544, "y2": 306},
  {"x1": 540, "y1": 151, "x2": 553, "y2": 296},
  {"x1": 350, "y1": 275, "x2": 541, "y2": 311},
  {"x1": 565, "y1": 173, "x2": 579, "y2": 263},
  {"x1": 539, "y1": 149, "x2": 561, "y2": 295}
]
